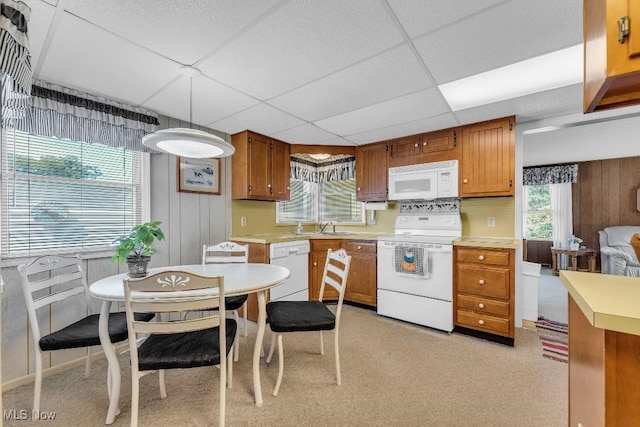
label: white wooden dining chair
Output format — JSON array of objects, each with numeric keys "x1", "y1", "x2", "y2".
[
  {"x1": 202, "y1": 242, "x2": 249, "y2": 362},
  {"x1": 266, "y1": 248, "x2": 351, "y2": 396},
  {"x1": 17, "y1": 254, "x2": 154, "y2": 418},
  {"x1": 123, "y1": 270, "x2": 236, "y2": 427}
]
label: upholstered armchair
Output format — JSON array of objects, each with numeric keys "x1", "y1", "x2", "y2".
[{"x1": 599, "y1": 226, "x2": 640, "y2": 276}]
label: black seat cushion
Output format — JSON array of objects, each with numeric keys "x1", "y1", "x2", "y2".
[
  {"x1": 39, "y1": 312, "x2": 155, "y2": 351},
  {"x1": 137, "y1": 318, "x2": 237, "y2": 371},
  {"x1": 267, "y1": 301, "x2": 336, "y2": 333},
  {"x1": 225, "y1": 294, "x2": 248, "y2": 311}
]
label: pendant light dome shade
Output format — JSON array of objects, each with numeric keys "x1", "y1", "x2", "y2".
[
  {"x1": 141, "y1": 65, "x2": 235, "y2": 158},
  {"x1": 142, "y1": 128, "x2": 235, "y2": 158}
]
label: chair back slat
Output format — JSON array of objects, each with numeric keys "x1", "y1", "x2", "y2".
[
  {"x1": 133, "y1": 316, "x2": 221, "y2": 334},
  {"x1": 20, "y1": 255, "x2": 82, "y2": 275},
  {"x1": 203, "y1": 242, "x2": 248, "y2": 265},
  {"x1": 28, "y1": 270, "x2": 84, "y2": 293},
  {"x1": 33, "y1": 286, "x2": 85, "y2": 310},
  {"x1": 319, "y1": 249, "x2": 351, "y2": 303}
]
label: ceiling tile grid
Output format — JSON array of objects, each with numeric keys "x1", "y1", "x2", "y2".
[{"x1": 23, "y1": 0, "x2": 594, "y2": 146}]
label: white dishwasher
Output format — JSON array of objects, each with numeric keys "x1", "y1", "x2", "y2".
[{"x1": 269, "y1": 240, "x2": 310, "y2": 301}]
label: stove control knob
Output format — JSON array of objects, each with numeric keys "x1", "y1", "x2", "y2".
[
  {"x1": 479, "y1": 279, "x2": 485, "y2": 285},
  {"x1": 478, "y1": 303, "x2": 485, "y2": 309}
]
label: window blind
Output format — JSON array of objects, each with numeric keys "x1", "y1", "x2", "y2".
[{"x1": 2, "y1": 128, "x2": 144, "y2": 256}]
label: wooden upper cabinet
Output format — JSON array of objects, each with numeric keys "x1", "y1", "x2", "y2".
[
  {"x1": 231, "y1": 130, "x2": 290, "y2": 201},
  {"x1": 355, "y1": 141, "x2": 388, "y2": 201},
  {"x1": 584, "y1": 0, "x2": 640, "y2": 112},
  {"x1": 388, "y1": 129, "x2": 457, "y2": 167},
  {"x1": 460, "y1": 116, "x2": 515, "y2": 198}
]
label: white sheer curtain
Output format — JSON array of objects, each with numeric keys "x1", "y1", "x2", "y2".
[{"x1": 550, "y1": 182, "x2": 573, "y2": 268}]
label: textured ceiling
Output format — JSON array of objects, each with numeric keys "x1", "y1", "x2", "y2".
[{"x1": 27, "y1": 0, "x2": 587, "y2": 145}]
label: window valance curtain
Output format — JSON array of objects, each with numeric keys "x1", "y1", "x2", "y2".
[
  {"x1": 0, "y1": 0, "x2": 32, "y2": 128},
  {"x1": 9, "y1": 79, "x2": 160, "y2": 152},
  {"x1": 291, "y1": 156, "x2": 355, "y2": 183},
  {"x1": 523, "y1": 164, "x2": 578, "y2": 186}
]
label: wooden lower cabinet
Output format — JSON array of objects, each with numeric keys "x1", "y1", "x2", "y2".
[
  {"x1": 453, "y1": 246, "x2": 515, "y2": 344},
  {"x1": 568, "y1": 296, "x2": 640, "y2": 425},
  {"x1": 343, "y1": 239, "x2": 377, "y2": 306}
]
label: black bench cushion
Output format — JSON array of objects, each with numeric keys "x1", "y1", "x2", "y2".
[
  {"x1": 39, "y1": 312, "x2": 155, "y2": 351},
  {"x1": 267, "y1": 301, "x2": 336, "y2": 333},
  {"x1": 137, "y1": 318, "x2": 237, "y2": 371}
]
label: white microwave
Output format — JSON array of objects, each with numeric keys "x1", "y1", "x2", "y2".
[{"x1": 387, "y1": 160, "x2": 458, "y2": 201}]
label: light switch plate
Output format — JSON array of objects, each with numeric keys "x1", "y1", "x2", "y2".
[{"x1": 487, "y1": 216, "x2": 496, "y2": 227}]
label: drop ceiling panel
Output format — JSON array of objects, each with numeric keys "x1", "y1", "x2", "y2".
[
  {"x1": 269, "y1": 45, "x2": 433, "y2": 122},
  {"x1": 414, "y1": 0, "x2": 583, "y2": 84},
  {"x1": 38, "y1": 13, "x2": 180, "y2": 105},
  {"x1": 387, "y1": 0, "x2": 506, "y2": 38},
  {"x1": 63, "y1": 0, "x2": 280, "y2": 65},
  {"x1": 25, "y1": 0, "x2": 56, "y2": 67},
  {"x1": 210, "y1": 103, "x2": 306, "y2": 136},
  {"x1": 454, "y1": 84, "x2": 583, "y2": 125},
  {"x1": 345, "y1": 113, "x2": 459, "y2": 145},
  {"x1": 198, "y1": 0, "x2": 404, "y2": 100},
  {"x1": 271, "y1": 124, "x2": 338, "y2": 145},
  {"x1": 144, "y1": 75, "x2": 260, "y2": 126},
  {"x1": 314, "y1": 88, "x2": 450, "y2": 136}
]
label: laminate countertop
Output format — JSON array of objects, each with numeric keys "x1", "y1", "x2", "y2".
[
  {"x1": 453, "y1": 237, "x2": 521, "y2": 249},
  {"x1": 230, "y1": 232, "x2": 389, "y2": 244},
  {"x1": 560, "y1": 270, "x2": 640, "y2": 336}
]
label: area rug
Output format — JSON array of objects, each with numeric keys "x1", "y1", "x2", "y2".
[{"x1": 535, "y1": 316, "x2": 568, "y2": 363}]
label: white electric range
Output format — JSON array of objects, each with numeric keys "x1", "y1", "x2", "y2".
[{"x1": 377, "y1": 211, "x2": 461, "y2": 332}]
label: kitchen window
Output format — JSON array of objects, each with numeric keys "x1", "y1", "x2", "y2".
[
  {"x1": 524, "y1": 184, "x2": 552, "y2": 239},
  {"x1": 276, "y1": 155, "x2": 364, "y2": 224},
  {"x1": 1, "y1": 129, "x2": 147, "y2": 257}
]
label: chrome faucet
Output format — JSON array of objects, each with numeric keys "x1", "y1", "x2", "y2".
[{"x1": 319, "y1": 221, "x2": 333, "y2": 233}]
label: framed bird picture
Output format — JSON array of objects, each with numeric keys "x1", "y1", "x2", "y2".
[{"x1": 177, "y1": 157, "x2": 220, "y2": 195}]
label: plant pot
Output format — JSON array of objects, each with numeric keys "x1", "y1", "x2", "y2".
[
  {"x1": 569, "y1": 243, "x2": 580, "y2": 250},
  {"x1": 126, "y1": 255, "x2": 151, "y2": 278}
]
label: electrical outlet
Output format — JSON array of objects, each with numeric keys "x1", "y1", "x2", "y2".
[
  {"x1": 241, "y1": 216, "x2": 247, "y2": 227},
  {"x1": 487, "y1": 216, "x2": 496, "y2": 227}
]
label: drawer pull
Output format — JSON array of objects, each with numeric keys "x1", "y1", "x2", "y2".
[
  {"x1": 478, "y1": 303, "x2": 485, "y2": 309},
  {"x1": 478, "y1": 319, "x2": 485, "y2": 325},
  {"x1": 357, "y1": 245, "x2": 362, "y2": 250},
  {"x1": 479, "y1": 279, "x2": 485, "y2": 285},
  {"x1": 478, "y1": 255, "x2": 485, "y2": 260},
  {"x1": 414, "y1": 143, "x2": 419, "y2": 147}
]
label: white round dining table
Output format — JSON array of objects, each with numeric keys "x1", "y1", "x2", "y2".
[{"x1": 89, "y1": 263, "x2": 290, "y2": 425}]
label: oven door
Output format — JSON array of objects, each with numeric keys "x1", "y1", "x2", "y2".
[{"x1": 377, "y1": 240, "x2": 452, "y2": 301}]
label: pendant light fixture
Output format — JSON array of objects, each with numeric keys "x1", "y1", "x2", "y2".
[{"x1": 142, "y1": 65, "x2": 235, "y2": 158}]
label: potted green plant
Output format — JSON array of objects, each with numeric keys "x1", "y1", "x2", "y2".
[{"x1": 111, "y1": 221, "x2": 165, "y2": 277}]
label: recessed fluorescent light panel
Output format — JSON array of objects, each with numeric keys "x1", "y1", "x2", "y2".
[{"x1": 439, "y1": 44, "x2": 583, "y2": 111}]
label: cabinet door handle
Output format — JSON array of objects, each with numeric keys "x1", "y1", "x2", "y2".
[
  {"x1": 478, "y1": 255, "x2": 484, "y2": 260},
  {"x1": 357, "y1": 245, "x2": 362, "y2": 250},
  {"x1": 478, "y1": 319, "x2": 485, "y2": 325},
  {"x1": 423, "y1": 142, "x2": 427, "y2": 146},
  {"x1": 463, "y1": 178, "x2": 468, "y2": 184},
  {"x1": 313, "y1": 262, "x2": 317, "y2": 266},
  {"x1": 414, "y1": 143, "x2": 419, "y2": 147},
  {"x1": 478, "y1": 279, "x2": 485, "y2": 285},
  {"x1": 478, "y1": 303, "x2": 485, "y2": 309},
  {"x1": 357, "y1": 187, "x2": 361, "y2": 191},
  {"x1": 267, "y1": 184, "x2": 272, "y2": 188}
]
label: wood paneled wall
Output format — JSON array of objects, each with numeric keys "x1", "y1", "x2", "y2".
[{"x1": 572, "y1": 156, "x2": 640, "y2": 261}]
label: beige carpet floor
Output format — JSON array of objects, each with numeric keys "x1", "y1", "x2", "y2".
[{"x1": 2, "y1": 305, "x2": 567, "y2": 426}]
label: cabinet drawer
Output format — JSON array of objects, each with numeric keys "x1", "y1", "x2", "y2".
[
  {"x1": 456, "y1": 294, "x2": 510, "y2": 317},
  {"x1": 343, "y1": 240, "x2": 376, "y2": 254},
  {"x1": 456, "y1": 248, "x2": 510, "y2": 266},
  {"x1": 456, "y1": 309, "x2": 510, "y2": 336},
  {"x1": 457, "y1": 264, "x2": 510, "y2": 299},
  {"x1": 310, "y1": 239, "x2": 343, "y2": 252}
]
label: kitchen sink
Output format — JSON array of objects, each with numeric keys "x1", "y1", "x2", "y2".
[{"x1": 293, "y1": 231, "x2": 355, "y2": 236}]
